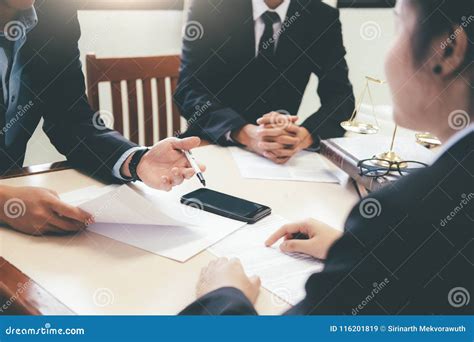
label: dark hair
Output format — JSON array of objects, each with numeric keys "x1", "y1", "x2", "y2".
[{"x1": 409, "y1": 0, "x2": 474, "y2": 68}]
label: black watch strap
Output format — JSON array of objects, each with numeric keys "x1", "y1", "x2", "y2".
[{"x1": 129, "y1": 148, "x2": 149, "y2": 182}]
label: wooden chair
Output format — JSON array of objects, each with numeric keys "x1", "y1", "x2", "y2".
[{"x1": 86, "y1": 53, "x2": 182, "y2": 146}]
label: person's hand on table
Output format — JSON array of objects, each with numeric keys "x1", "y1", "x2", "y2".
[
  {"x1": 196, "y1": 257, "x2": 261, "y2": 304},
  {"x1": 265, "y1": 218, "x2": 342, "y2": 260},
  {"x1": 0, "y1": 186, "x2": 93, "y2": 236},
  {"x1": 256, "y1": 112, "x2": 314, "y2": 163},
  {"x1": 122, "y1": 137, "x2": 206, "y2": 192},
  {"x1": 232, "y1": 112, "x2": 313, "y2": 164}
]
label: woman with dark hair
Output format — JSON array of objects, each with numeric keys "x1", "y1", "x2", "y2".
[{"x1": 180, "y1": 0, "x2": 473, "y2": 315}]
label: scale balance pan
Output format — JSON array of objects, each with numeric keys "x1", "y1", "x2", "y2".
[{"x1": 341, "y1": 121, "x2": 379, "y2": 135}]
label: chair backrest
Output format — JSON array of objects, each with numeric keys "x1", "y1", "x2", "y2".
[{"x1": 86, "y1": 53, "x2": 182, "y2": 146}]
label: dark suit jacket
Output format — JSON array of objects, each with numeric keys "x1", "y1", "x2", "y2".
[
  {"x1": 175, "y1": 0, "x2": 355, "y2": 147},
  {"x1": 0, "y1": 1, "x2": 137, "y2": 179},
  {"x1": 181, "y1": 132, "x2": 474, "y2": 315}
]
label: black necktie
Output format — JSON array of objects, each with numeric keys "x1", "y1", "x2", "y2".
[{"x1": 258, "y1": 11, "x2": 281, "y2": 62}]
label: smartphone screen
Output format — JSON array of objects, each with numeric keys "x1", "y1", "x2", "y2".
[{"x1": 181, "y1": 189, "x2": 271, "y2": 223}]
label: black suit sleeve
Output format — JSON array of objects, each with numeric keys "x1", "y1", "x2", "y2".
[
  {"x1": 300, "y1": 9, "x2": 355, "y2": 147},
  {"x1": 174, "y1": 0, "x2": 247, "y2": 145},
  {"x1": 178, "y1": 192, "x2": 405, "y2": 316},
  {"x1": 180, "y1": 287, "x2": 258, "y2": 315},
  {"x1": 39, "y1": 7, "x2": 137, "y2": 181}
]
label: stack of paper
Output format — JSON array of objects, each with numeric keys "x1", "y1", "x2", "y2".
[
  {"x1": 61, "y1": 185, "x2": 246, "y2": 262},
  {"x1": 229, "y1": 147, "x2": 340, "y2": 183},
  {"x1": 209, "y1": 215, "x2": 324, "y2": 305}
]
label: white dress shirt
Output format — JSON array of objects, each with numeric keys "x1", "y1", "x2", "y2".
[
  {"x1": 225, "y1": 0, "x2": 291, "y2": 142},
  {"x1": 252, "y1": 0, "x2": 291, "y2": 56}
]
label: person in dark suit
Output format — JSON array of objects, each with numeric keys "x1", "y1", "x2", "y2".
[
  {"x1": 175, "y1": 0, "x2": 355, "y2": 164},
  {"x1": 180, "y1": 0, "x2": 473, "y2": 315},
  {"x1": 0, "y1": 0, "x2": 205, "y2": 236}
]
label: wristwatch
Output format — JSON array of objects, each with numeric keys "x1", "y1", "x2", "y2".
[{"x1": 129, "y1": 148, "x2": 149, "y2": 182}]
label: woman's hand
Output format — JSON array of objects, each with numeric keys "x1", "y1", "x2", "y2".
[
  {"x1": 0, "y1": 185, "x2": 94, "y2": 236},
  {"x1": 265, "y1": 218, "x2": 343, "y2": 260},
  {"x1": 196, "y1": 257, "x2": 261, "y2": 304}
]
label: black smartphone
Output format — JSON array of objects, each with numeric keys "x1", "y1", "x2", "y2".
[{"x1": 181, "y1": 188, "x2": 271, "y2": 224}]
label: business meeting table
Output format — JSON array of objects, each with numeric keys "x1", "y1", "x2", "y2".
[{"x1": 0, "y1": 145, "x2": 360, "y2": 315}]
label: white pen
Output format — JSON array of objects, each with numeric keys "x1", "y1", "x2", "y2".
[{"x1": 183, "y1": 150, "x2": 206, "y2": 187}]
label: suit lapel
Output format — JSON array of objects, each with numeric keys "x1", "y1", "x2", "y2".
[{"x1": 230, "y1": 0, "x2": 255, "y2": 64}]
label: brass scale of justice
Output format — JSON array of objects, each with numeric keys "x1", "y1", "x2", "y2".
[{"x1": 340, "y1": 76, "x2": 441, "y2": 170}]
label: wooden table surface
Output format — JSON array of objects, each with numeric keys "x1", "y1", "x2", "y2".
[{"x1": 0, "y1": 145, "x2": 359, "y2": 315}]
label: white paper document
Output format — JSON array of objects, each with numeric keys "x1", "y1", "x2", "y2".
[
  {"x1": 61, "y1": 185, "x2": 246, "y2": 262},
  {"x1": 209, "y1": 215, "x2": 324, "y2": 305},
  {"x1": 229, "y1": 147, "x2": 340, "y2": 183}
]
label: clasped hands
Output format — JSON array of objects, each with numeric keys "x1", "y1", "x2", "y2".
[{"x1": 232, "y1": 112, "x2": 314, "y2": 164}]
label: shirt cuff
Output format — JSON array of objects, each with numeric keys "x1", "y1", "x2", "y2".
[
  {"x1": 225, "y1": 131, "x2": 234, "y2": 143},
  {"x1": 111, "y1": 147, "x2": 144, "y2": 181}
]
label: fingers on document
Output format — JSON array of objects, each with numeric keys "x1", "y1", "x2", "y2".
[
  {"x1": 265, "y1": 222, "x2": 309, "y2": 247},
  {"x1": 51, "y1": 199, "x2": 93, "y2": 226},
  {"x1": 47, "y1": 214, "x2": 87, "y2": 234}
]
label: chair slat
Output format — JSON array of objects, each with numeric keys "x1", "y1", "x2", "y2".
[
  {"x1": 170, "y1": 77, "x2": 181, "y2": 137},
  {"x1": 127, "y1": 80, "x2": 139, "y2": 144},
  {"x1": 111, "y1": 81, "x2": 124, "y2": 135},
  {"x1": 143, "y1": 78, "x2": 154, "y2": 146},
  {"x1": 156, "y1": 78, "x2": 168, "y2": 141}
]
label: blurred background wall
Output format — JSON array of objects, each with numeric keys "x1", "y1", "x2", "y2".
[{"x1": 24, "y1": 0, "x2": 395, "y2": 166}]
